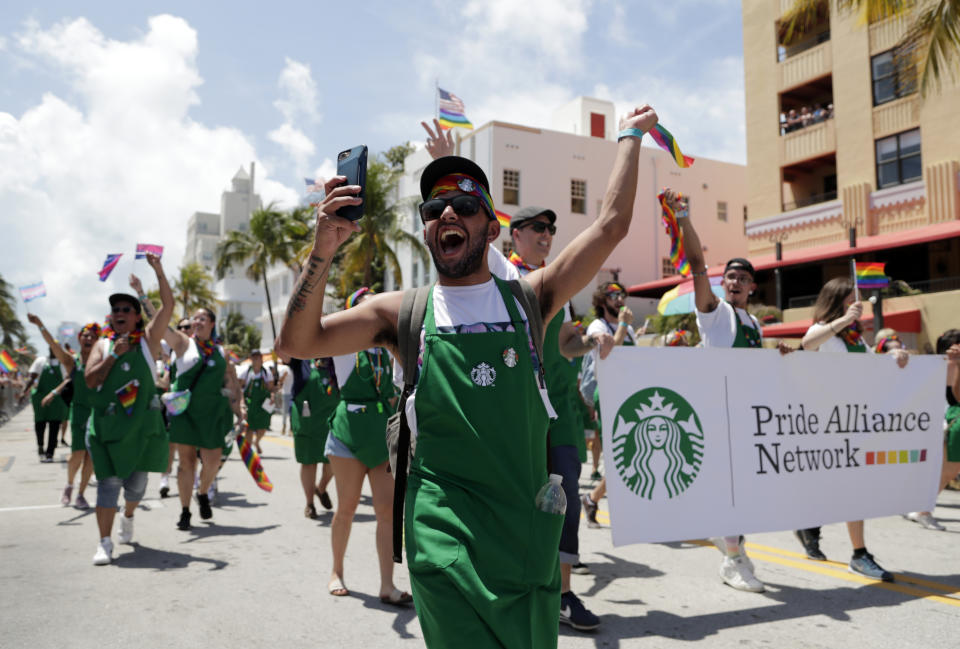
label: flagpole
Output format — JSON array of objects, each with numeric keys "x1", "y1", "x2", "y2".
[
  {"x1": 850, "y1": 258, "x2": 859, "y2": 302},
  {"x1": 435, "y1": 78, "x2": 439, "y2": 122}
]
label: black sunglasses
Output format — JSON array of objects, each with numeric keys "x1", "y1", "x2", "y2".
[
  {"x1": 519, "y1": 221, "x2": 557, "y2": 235},
  {"x1": 111, "y1": 306, "x2": 134, "y2": 314},
  {"x1": 419, "y1": 195, "x2": 484, "y2": 222},
  {"x1": 177, "y1": 325, "x2": 192, "y2": 331}
]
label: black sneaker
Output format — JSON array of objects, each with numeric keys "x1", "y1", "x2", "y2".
[
  {"x1": 849, "y1": 552, "x2": 894, "y2": 582},
  {"x1": 177, "y1": 510, "x2": 192, "y2": 530},
  {"x1": 197, "y1": 493, "x2": 213, "y2": 520},
  {"x1": 794, "y1": 529, "x2": 827, "y2": 561},
  {"x1": 571, "y1": 562, "x2": 591, "y2": 575},
  {"x1": 559, "y1": 592, "x2": 600, "y2": 631}
]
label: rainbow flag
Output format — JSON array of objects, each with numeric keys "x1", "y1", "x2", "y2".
[
  {"x1": 19, "y1": 282, "x2": 46, "y2": 303},
  {"x1": 437, "y1": 87, "x2": 473, "y2": 130},
  {"x1": 99, "y1": 254, "x2": 123, "y2": 282},
  {"x1": 115, "y1": 379, "x2": 140, "y2": 415},
  {"x1": 0, "y1": 350, "x2": 16, "y2": 373},
  {"x1": 495, "y1": 210, "x2": 511, "y2": 228},
  {"x1": 855, "y1": 262, "x2": 889, "y2": 289},
  {"x1": 658, "y1": 190, "x2": 691, "y2": 276},
  {"x1": 227, "y1": 349, "x2": 241, "y2": 364},
  {"x1": 238, "y1": 431, "x2": 273, "y2": 492},
  {"x1": 649, "y1": 124, "x2": 694, "y2": 168},
  {"x1": 135, "y1": 243, "x2": 163, "y2": 259}
]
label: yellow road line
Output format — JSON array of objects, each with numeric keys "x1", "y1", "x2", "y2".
[{"x1": 263, "y1": 435, "x2": 293, "y2": 448}]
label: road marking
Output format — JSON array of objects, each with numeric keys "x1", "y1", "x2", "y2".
[
  {"x1": 0, "y1": 504, "x2": 63, "y2": 512},
  {"x1": 263, "y1": 435, "x2": 293, "y2": 449},
  {"x1": 0, "y1": 498, "x2": 166, "y2": 514}
]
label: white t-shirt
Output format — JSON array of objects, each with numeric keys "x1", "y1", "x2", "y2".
[
  {"x1": 696, "y1": 300, "x2": 762, "y2": 349},
  {"x1": 333, "y1": 349, "x2": 390, "y2": 392},
  {"x1": 488, "y1": 243, "x2": 572, "y2": 325},
  {"x1": 174, "y1": 339, "x2": 226, "y2": 376},
  {"x1": 95, "y1": 338, "x2": 158, "y2": 385},
  {"x1": 804, "y1": 323, "x2": 873, "y2": 354},
  {"x1": 586, "y1": 317, "x2": 636, "y2": 345},
  {"x1": 277, "y1": 364, "x2": 293, "y2": 395},
  {"x1": 238, "y1": 365, "x2": 272, "y2": 388},
  {"x1": 30, "y1": 356, "x2": 68, "y2": 380}
]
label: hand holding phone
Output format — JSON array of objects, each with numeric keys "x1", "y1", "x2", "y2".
[{"x1": 335, "y1": 145, "x2": 368, "y2": 221}]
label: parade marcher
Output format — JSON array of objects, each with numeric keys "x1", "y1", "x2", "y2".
[
  {"x1": 671, "y1": 189, "x2": 794, "y2": 593},
  {"x1": 18, "y1": 329, "x2": 69, "y2": 462},
  {"x1": 158, "y1": 317, "x2": 193, "y2": 497},
  {"x1": 238, "y1": 349, "x2": 275, "y2": 454},
  {"x1": 794, "y1": 276, "x2": 909, "y2": 581},
  {"x1": 277, "y1": 358, "x2": 294, "y2": 435},
  {"x1": 284, "y1": 352, "x2": 340, "y2": 518},
  {"x1": 320, "y1": 288, "x2": 408, "y2": 603},
  {"x1": 166, "y1": 307, "x2": 242, "y2": 530},
  {"x1": 277, "y1": 103, "x2": 657, "y2": 649},
  {"x1": 84, "y1": 252, "x2": 173, "y2": 564}
]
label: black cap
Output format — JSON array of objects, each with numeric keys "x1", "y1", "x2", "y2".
[
  {"x1": 108, "y1": 293, "x2": 141, "y2": 315},
  {"x1": 419, "y1": 155, "x2": 490, "y2": 201},
  {"x1": 724, "y1": 257, "x2": 756, "y2": 278},
  {"x1": 510, "y1": 206, "x2": 557, "y2": 230}
]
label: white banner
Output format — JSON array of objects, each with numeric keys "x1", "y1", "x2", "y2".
[{"x1": 596, "y1": 347, "x2": 946, "y2": 546}]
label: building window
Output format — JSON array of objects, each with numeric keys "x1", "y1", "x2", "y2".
[
  {"x1": 717, "y1": 201, "x2": 728, "y2": 222},
  {"x1": 876, "y1": 128, "x2": 921, "y2": 189},
  {"x1": 662, "y1": 257, "x2": 679, "y2": 277},
  {"x1": 571, "y1": 179, "x2": 586, "y2": 214},
  {"x1": 871, "y1": 49, "x2": 917, "y2": 106},
  {"x1": 198, "y1": 222, "x2": 207, "y2": 233},
  {"x1": 590, "y1": 112, "x2": 605, "y2": 138},
  {"x1": 503, "y1": 169, "x2": 520, "y2": 205}
]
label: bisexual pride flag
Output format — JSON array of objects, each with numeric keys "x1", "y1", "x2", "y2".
[
  {"x1": 99, "y1": 254, "x2": 123, "y2": 282},
  {"x1": 135, "y1": 243, "x2": 163, "y2": 259},
  {"x1": 855, "y1": 262, "x2": 889, "y2": 289},
  {"x1": 437, "y1": 87, "x2": 473, "y2": 130},
  {"x1": 19, "y1": 282, "x2": 46, "y2": 303}
]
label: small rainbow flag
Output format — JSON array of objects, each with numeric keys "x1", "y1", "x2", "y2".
[
  {"x1": 135, "y1": 243, "x2": 163, "y2": 259},
  {"x1": 437, "y1": 87, "x2": 473, "y2": 130},
  {"x1": 115, "y1": 379, "x2": 140, "y2": 415},
  {"x1": 238, "y1": 431, "x2": 273, "y2": 492},
  {"x1": 855, "y1": 262, "x2": 889, "y2": 289},
  {"x1": 658, "y1": 190, "x2": 691, "y2": 277},
  {"x1": 495, "y1": 210, "x2": 511, "y2": 228},
  {"x1": 227, "y1": 349, "x2": 241, "y2": 364},
  {"x1": 0, "y1": 350, "x2": 16, "y2": 373},
  {"x1": 649, "y1": 124, "x2": 694, "y2": 168},
  {"x1": 99, "y1": 254, "x2": 123, "y2": 282}
]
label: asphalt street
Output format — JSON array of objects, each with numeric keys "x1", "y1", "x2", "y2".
[{"x1": 2, "y1": 404, "x2": 958, "y2": 649}]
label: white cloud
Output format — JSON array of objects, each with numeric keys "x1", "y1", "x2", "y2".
[
  {"x1": 268, "y1": 122, "x2": 316, "y2": 170},
  {"x1": 312, "y1": 158, "x2": 337, "y2": 185},
  {"x1": 269, "y1": 57, "x2": 321, "y2": 172},
  {"x1": 607, "y1": 1, "x2": 629, "y2": 45},
  {"x1": 0, "y1": 15, "x2": 295, "y2": 330}
]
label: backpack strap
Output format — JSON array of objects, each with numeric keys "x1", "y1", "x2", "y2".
[
  {"x1": 392, "y1": 285, "x2": 432, "y2": 563},
  {"x1": 507, "y1": 278, "x2": 545, "y2": 389}
]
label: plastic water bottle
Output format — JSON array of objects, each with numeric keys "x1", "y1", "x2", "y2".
[
  {"x1": 302, "y1": 401, "x2": 311, "y2": 417},
  {"x1": 535, "y1": 473, "x2": 567, "y2": 515}
]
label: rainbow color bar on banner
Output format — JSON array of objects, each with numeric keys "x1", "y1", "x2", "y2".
[
  {"x1": 865, "y1": 449, "x2": 927, "y2": 465},
  {"x1": 855, "y1": 262, "x2": 889, "y2": 288},
  {"x1": 115, "y1": 379, "x2": 139, "y2": 415},
  {"x1": 99, "y1": 254, "x2": 123, "y2": 282},
  {"x1": 649, "y1": 124, "x2": 694, "y2": 168},
  {"x1": 238, "y1": 432, "x2": 274, "y2": 492},
  {"x1": 0, "y1": 350, "x2": 16, "y2": 372}
]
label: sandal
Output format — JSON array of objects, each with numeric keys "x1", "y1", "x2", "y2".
[
  {"x1": 305, "y1": 504, "x2": 317, "y2": 519},
  {"x1": 315, "y1": 487, "x2": 333, "y2": 510},
  {"x1": 379, "y1": 588, "x2": 413, "y2": 606},
  {"x1": 329, "y1": 577, "x2": 349, "y2": 597}
]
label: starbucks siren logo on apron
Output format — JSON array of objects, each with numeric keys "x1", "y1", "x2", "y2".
[
  {"x1": 611, "y1": 387, "x2": 704, "y2": 500},
  {"x1": 471, "y1": 362, "x2": 496, "y2": 387}
]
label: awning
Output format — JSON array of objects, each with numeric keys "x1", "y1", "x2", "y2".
[
  {"x1": 627, "y1": 220, "x2": 960, "y2": 298},
  {"x1": 761, "y1": 308, "x2": 922, "y2": 338}
]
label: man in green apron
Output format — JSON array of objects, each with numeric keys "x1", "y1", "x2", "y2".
[
  {"x1": 277, "y1": 102, "x2": 659, "y2": 648},
  {"x1": 83, "y1": 252, "x2": 174, "y2": 565},
  {"x1": 240, "y1": 349, "x2": 275, "y2": 453},
  {"x1": 19, "y1": 337, "x2": 69, "y2": 462}
]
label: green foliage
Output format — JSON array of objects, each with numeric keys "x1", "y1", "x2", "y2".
[
  {"x1": 749, "y1": 304, "x2": 784, "y2": 325},
  {"x1": 647, "y1": 313, "x2": 701, "y2": 346},
  {"x1": 221, "y1": 311, "x2": 262, "y2": 357},
  {"x1": 0, "y1": 273, "x2": 28, "y2": 349},
  {"x1": 173, "y1": 263, "x2": 218, "y2": 317},
  {"x1": 383, "y1": 142, "x2": 416, "y2": 169}
]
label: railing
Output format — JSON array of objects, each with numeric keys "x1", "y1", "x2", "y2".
[
  {"x1": 781, "y1": 118, "x2": 836, "y2": 165},
  {"x1": 782, "y1": 190, "x2": 838, "y2": 212},
  {"x1": 779, "y1": 38, "x2": 832, "y2": 89},
  {"x1": 777, "y1": 30, "x2": 831, "y2": 62},
  {"x1": 787, "y1": 276, "x2": 960, "y2": 309}
]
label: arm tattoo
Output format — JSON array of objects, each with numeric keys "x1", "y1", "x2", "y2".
[{"x1": 286, "y1": 255, "x2": 329, "y2": 317}]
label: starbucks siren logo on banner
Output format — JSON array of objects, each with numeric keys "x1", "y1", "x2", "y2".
[{"x1": 612, "y1": 387, "x2": 704, "y2": 500}]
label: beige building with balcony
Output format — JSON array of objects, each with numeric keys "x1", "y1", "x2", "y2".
[{"x1": 738, "y1": 0, "x2": 960, "y2": 348}]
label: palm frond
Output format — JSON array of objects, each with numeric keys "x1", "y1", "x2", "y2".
[{"x1": 900, "y1": 0, "x2": 960, "y2": 95}]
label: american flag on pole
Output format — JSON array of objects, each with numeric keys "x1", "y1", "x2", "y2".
[
  {"x1": 135, "y1": 243, "x2": 164, "y2": 259},
  {"x1": 19, "y1": 282, "x2": 46, "y2": 303},
  {"x1": 303, "y1": 177, "x2": 326, "y2": 206},
  {"x1": 437, "y1": 88, "x2": 474, "y2": 130}
]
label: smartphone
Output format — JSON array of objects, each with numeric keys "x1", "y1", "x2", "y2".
[{"x1": 336, "y1": 145, "x2": 368, "y2": 221}]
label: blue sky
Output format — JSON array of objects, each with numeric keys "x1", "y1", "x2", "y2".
[{"x1": 1, "y1": 0, "x2": 746, "y2": 345}]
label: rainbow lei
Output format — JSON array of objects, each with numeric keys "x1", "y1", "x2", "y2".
[
  {"x1": 102, "y1": 326, "x2": 144, "y2": 347},
  {"x1": 508, "y1": 251, "x2": 543, "y2": 272},
  {"x1": 193, "y1": 336, "x2": 217, "y2": 359},
  {"x1": 875, "y1": 334, "x2": 900, "y2": 354},
  {"x1": 657, "y1": 190, "x2": 691, "y2": 277},
  {"x1": 666, "y1": 329, "x2": 689, "y2": 347},
  {"x1": 238, "y1": 431, "x2": 273, "y2": 492},
  {"x1": 428, "y1": 173, "x2": 496, "y2": 222},
  {"x1": 840, "y1": 321, "x2": 864, "y2": 349}
]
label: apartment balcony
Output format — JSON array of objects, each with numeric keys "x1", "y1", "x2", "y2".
[
  {"x1": 779, "y1": 40, "x2": 832, "y2": 90},
  {"x1": 780, "y1": 119, "x2": 836, "y2": 166},
  {"x1": 745, "y1": 196, "x2": 843, "y2": 238}
]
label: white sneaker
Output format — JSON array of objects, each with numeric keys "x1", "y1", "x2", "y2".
[
  {"x1": 118, "y1": 515, "x2": 134, "y2": 544},
  {"x1": 710, "y1": 536, "x2": 754, "y2": 573},
  {"x1": 905, "y1": 511, "x2": 946, "y2": 531},
  {"x1": 720, "y1": 555, "x2": 765, "y2": 593},
  {"x1": 92, "y1": 538, "x2": 113, "y2": 565}
]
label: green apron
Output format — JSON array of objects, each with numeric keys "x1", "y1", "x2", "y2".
[
  {"x1": 544, "y1": 310, "x2": 587, "y2": 462},
  {"x1": 328, "y1": 349, "x2": 391, "y2": 468},
  {"x1": 292, "y1": 359, "x2": 340, "y2": 465},
  {"x1": 244, "y1": 369, "x2": 273, "y2": 430},
  {"x1": 88, "y1": 339, "x2": 169, "y2": 480},
  {"x1": 70, "y1": 354, "x2": 95, "y2": 452},
  {"x1": 729, "y1": 302, "x2": 762, "y2": 349},
  {"x1": 406, "y1": 278, "x2": 563, "y2": 649},
  {"x1": 842, "y1": 336, "x2": 867, "y2": 353},
  {"x1": 31, "y1": 359, "x2": 68, "y2": 422},
  {"x1": 168, "y1": 340, "x2": 229, "y2": 450}
]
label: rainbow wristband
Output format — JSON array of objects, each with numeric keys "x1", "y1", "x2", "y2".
[{"x1": 617, "y1": 128, "x2": 645, "y2": 142}]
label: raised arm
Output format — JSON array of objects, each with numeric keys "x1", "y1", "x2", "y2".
[
  {"x1": 276, "y1": 176, "x2": 403, "y2": 360},
  {"x1": 801, "y1": 301, "x2": 862, "y2": 350},
  {"x1": 142, "y1": 253, "x2": 175, "y2": 356},
  {"x1": 129, "y1": 273, "x2": 158, "y2": 321},
  {"x1": 26, "y1": 314, "x2": 75, "y2": 374},
  {"x1": 669, "y1": 191, "x2": 719, "y2": 314},
  {"x1": 525, "y1": 106, "x2": 658, "y2": 322}
]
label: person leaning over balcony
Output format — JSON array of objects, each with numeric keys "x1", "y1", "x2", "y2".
[{"x1": 793, "y1": 276, "x2": 909, "y2": 581}]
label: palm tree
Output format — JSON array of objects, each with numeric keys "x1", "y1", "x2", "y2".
[
  {"x1": 215, "y1": 202, "x2": 311, "y2": 342},
  {"x1": 0, "y1": 274, "x2": 28, "y2": 349},
  {"x1": 173, "y1": 263, "x2": 219, "y2": 317},
  {"x1": 221, "y1": 311, "x2": 262, "y2": 357},
  {"x1": 782, "y1": 0, "x2": 960, "y2": 96},
  {"x1": 334, "y1": 157, "x2": 429, "y2": 296}
]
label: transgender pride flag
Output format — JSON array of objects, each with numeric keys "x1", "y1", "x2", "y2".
[{"x1": 19, "y1": 282, "x2": 46, "y2": 302}]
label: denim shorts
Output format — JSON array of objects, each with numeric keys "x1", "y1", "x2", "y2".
[
  {"x1": 549, "y1": 445, "x2": 582, "y2": 565},
  {"x1": 96, "y1": 471, "x2": 149, "y2": 509},
  {"x1": 324, "y1": 432, "x2": 357, "y2": 461}
]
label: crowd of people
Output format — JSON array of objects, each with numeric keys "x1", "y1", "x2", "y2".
[
  {"x1": 780, "y1": 102, "x2": 834, "y2": 135},
  {"x1": 7, "y1": 108, "x2": 960, "y2": 649}
]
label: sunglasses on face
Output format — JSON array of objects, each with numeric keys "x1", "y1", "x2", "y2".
[
  {"x1": 112, "y1": 306, "x2": 134, "y2": 314},
  {"x1": 419, "y1": 195, "x2": 484, "y2": 222},
  {"x1": 177, "y1": 325, "x2": 192, "y2": 331},
  {"x1": 724, "y1": 274, "x2": 753, "y2": 285},
  {"x1": 519, "y1": 221, "x2": 557, "y2": 235},
  {"x1": 606, "y1": 291, "x2": 627, "y2": 300}
]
